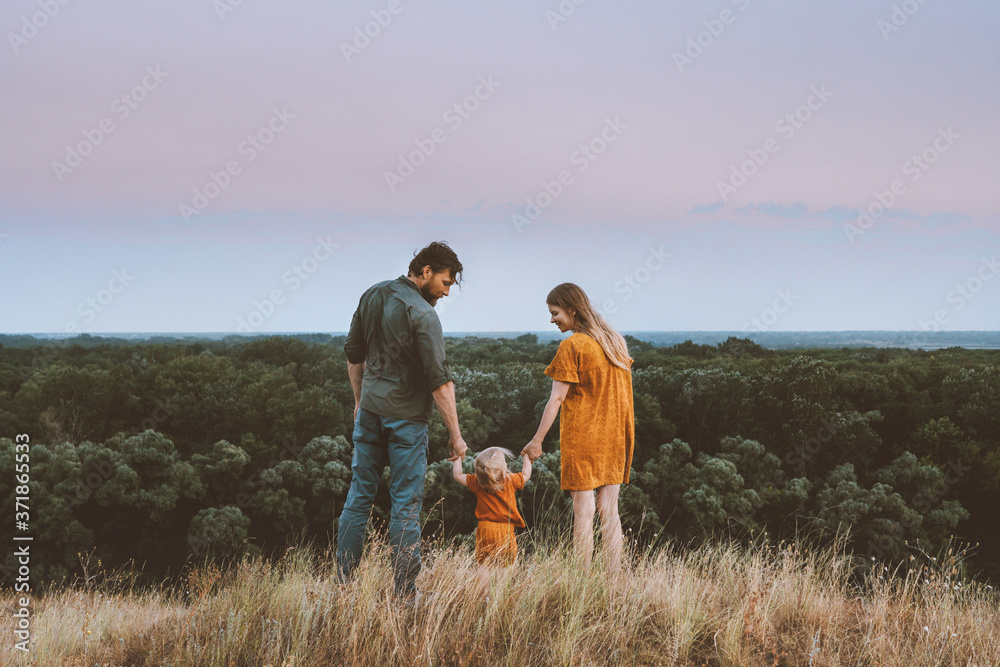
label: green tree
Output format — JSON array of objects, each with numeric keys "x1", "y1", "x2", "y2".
[
  {"x1": 93, "y1": 430, "x2": 204, "y2": 568},
  {"x1": 187, "y1": 506, "x2": 252, "y2": 561},
  {"x1": 13, "y1": 364, "x2": 135, "y2": 445},
  {"x1": 191, "y1": 440, "x2": 251, "y2": 505},
  {"x1": 632, "y1": 392, "x2": 676, "y2": 463},
  {"x1": 249, "y1": 435, "x2": 353, "y2": 541},
  {"x1": 428, "y1": 399, "x2": 492, "y2": 460},
  {"x1": 944, "y1": 366, "x2": 1000, "y2": 441}
]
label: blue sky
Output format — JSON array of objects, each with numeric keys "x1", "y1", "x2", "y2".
[{"x1": 1, "y1": 0, "x2": 997, "y2": 333}]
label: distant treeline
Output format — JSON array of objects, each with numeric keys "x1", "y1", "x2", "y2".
[
  {"x1": 1, "y1": 334, "x2": 998, "y2": 586},
  {"x1": 6, "y1": 329, "x2": 1000, "y2": 349}
]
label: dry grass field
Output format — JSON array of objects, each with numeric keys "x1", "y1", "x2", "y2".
[{"x1": 2, "y1": 534, "x2": 998, "y2": 666}]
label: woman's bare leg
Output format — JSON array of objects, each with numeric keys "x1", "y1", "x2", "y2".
[
  {"x1": 595, "y1": 485, "x2": 623, "y2": 573},
  {"x1": 570, "y1": 489, "x2": 596, "y2": 570}
]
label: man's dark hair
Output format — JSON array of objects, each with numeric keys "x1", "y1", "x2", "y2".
[{"x1": 408, "y1": 241, "x2": 463, "y2": 285}]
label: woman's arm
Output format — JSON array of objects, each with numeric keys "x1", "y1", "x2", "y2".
[
  {"x1": 521, "y1": 379, "x2": 571, "y2": 460},
  {"x1": 521, "y1": 454, "x2": 533, "y2": 483},
  {"x1": 452, "y1": 456, "x2": 469, "y2": 488}
]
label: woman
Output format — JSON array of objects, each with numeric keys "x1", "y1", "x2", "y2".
[{"x1": 521, "y1": 283, "x2": 635, "y2": 571}]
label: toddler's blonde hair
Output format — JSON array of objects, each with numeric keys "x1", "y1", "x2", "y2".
[{"x1": 474, "y1": 447, "x2": 514, "y2": 494}]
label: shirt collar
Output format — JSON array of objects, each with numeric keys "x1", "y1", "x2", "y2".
[{"x1": 397, "y1": 275, "x2": 419, "y2": 292}]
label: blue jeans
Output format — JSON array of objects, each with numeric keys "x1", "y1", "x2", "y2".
[{"x1": 336, "y1": 408, "x2": 428, "y2": 596}]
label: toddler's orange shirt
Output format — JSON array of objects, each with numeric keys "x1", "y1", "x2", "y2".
[{"x1": 466, "y1": 472, "x2": 526, "y2": 527}]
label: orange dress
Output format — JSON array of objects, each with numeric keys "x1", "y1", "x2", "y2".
[
  {"x1": 466, "y1": 472, "x2": 525, "y2": 566},
  {"x1": 544, "y1": 333, "x2": 635, "y2": 491}
]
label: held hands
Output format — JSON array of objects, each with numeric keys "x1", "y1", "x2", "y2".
[
  {"x1": 520, "y1": 438, "x2": 543, "y2": 462},
  {"x1": 447, "y1": 436, "x2": 469, "y2": 461}
]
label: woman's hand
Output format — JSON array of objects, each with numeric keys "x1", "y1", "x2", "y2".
[{"x1": 521, "y1": 438, "x2": 543, "y2": 461}]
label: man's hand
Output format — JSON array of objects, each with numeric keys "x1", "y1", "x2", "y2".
[
  {"x1": 447, "y1": 436, "x2": 468, "y2": 461},
  {"x1": 521, "y1": 438, "x2": 543, "y2": 462},
  {"x1": 433, "y1": 381, "x2": 466, "y2": 460},
  {"x1": 348, "y1": 361, "x2": 365, "y2": 423}
]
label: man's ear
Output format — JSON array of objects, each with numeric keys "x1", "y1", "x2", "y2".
[{"x1": 422, "y1": 265, "x2": 433, "y2": 280}]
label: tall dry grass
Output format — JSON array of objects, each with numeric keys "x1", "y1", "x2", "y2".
[{"x1": 2, "y1": 534, "x2": 998, "y2": 666}]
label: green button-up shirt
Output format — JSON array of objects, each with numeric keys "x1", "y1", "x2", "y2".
[{"x1": 344, "y1": 276, "x2": 454, "y2": 422}]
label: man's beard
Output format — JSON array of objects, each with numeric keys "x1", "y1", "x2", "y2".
[{"x1": 419, "y1": 283, "x2": 438, "y2": 305}]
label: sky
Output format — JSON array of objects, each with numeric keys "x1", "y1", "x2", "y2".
[{"x1": 1, "y1": 0, "x2": 998, "y2": 334}]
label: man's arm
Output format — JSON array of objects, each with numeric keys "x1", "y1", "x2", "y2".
[
  {"x1": 347, "y1": 360, "x2": 365, "y2": 421},
  {"x1": 344, "y1": 301, "x2": 368, "y2": 421},
  {"x1": 432, "y1": 381, "x2": 468, "y2": 461}
]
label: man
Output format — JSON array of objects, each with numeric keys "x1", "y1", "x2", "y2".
[{"x1": 337, "y1": 241, "x2": 468, "y2": 599}]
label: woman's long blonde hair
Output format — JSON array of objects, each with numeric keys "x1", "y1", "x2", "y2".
[
  {"x1": 547, "y1": 283, "x2": 633, "y2": 370},
  {"x1": 474, "y1": 447, "x2": 514, "y2": 494}
]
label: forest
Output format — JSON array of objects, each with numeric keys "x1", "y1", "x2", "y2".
[{"x1": 1, "y1": 333, "x2": 998, "y2": 587}]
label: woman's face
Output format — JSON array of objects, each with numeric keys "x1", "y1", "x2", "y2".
[{"x1": 548, "y1": 304, "x2": 576, "y2": 333}]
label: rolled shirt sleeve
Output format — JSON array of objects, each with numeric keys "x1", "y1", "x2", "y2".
[
  {"x1": 412, "y1": 309, "x2": 454, "y2": 391},
  {"x1": 344, "y1": 305, "x2": 368, "y2": 365}
]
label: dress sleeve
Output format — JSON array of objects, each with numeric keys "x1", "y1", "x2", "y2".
[
  {"x1": 512, "y1": 472, "x2": 525, "y2": 491},
  {"x1": 544, "y1": 337, "x2": 580, "y2": 383},
  {"x1": 466, "y1": 474, "x2": 479, "y2": 494}
]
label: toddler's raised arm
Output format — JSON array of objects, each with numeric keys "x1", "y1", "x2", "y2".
[
  {"x1": 452, "y1": 455, "x2": 469, "y2": 488},
  {"x1": 521, "y1": 454, "x2": 532, "y2": 483}
]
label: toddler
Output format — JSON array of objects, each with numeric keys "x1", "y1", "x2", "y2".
[{"x1": 452, "y1": 447, "x2": 532, "y2": 566}]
